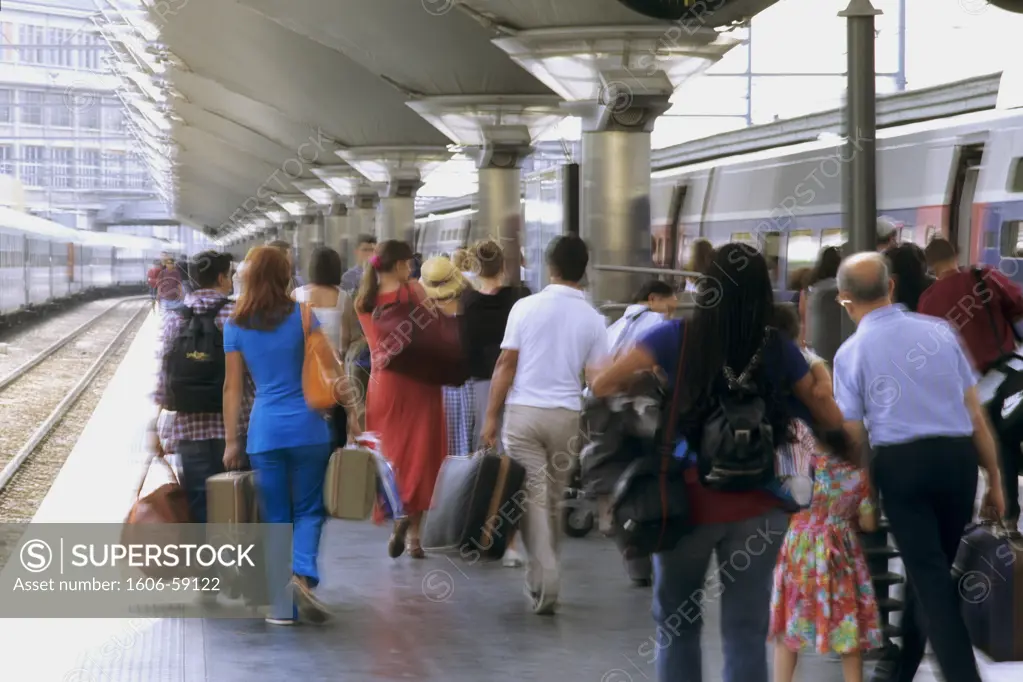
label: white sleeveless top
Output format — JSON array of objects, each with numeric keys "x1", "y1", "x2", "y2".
[{"x1": 294, "y1": 285, "x2": 347, "y2": 352}]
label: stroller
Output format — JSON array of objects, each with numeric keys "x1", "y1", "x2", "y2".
[{"x1": 563, "y1": 457, "x2": 596, "y2": 537}]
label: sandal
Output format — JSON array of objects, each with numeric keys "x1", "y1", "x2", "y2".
[
  {"x1": 388, "y1": 518, "x2": 410, "y2": 559},
  {"x1": 406, "y1": 539, "x2": 425, "y2": 559}
]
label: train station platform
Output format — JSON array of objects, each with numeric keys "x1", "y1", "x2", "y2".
[{"x1": 1, "y1": 312, "x2": 1021, "y2": 681}]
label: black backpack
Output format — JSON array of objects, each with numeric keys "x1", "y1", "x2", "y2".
[
  {"x1": 697, "y1": 328, "x2": 776, "y2": 492},
  {"x1": 162, "y1": 299, "x2": 229, "y2": 414}
]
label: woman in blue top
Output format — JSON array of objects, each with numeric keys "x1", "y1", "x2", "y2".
[
  {"x1": 223, "y1": 246, "x2": 332, "y2": 626},
  {"x1": 592, "y1": 244, "x2": 846, "y2": 682}
]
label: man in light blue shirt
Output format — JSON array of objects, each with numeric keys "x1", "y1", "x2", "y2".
[{"x1": 833, "y1": 253, "x2": 1004, "y2": 682}]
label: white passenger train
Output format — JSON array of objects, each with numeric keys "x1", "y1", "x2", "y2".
[
  {"x1": 415, "y1": 106, "x2": 1023, "y2": 292},
  {"x1": 0, "y1": 207, "x2": 182, "y2": 317}
]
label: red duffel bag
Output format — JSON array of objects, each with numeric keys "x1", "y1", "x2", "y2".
[{"x1": 371, "y1": 285, "x2": 468, "y2": 386}]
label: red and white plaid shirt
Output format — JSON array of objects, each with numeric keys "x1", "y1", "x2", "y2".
[{"x1": 154, "y1": 289, "x2": 253, "y2": 450}]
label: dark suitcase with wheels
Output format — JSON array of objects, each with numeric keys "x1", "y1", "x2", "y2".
[
  {"x1": 422, "y1": 450, "x2": 526, "y2": 560},
  {"x1": 953, "y1": 522, "x2": 1023, "y2": 662}
]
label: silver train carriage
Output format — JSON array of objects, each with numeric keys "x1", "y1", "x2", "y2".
[
  {"x1": 0, "y1": 208, "x2": 182, "y2": 316},
  {"x1": 414, "y1": 107, "x2": 1023, "y2": 298}
]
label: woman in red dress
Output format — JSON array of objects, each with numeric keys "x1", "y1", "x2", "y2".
[{"x1": 356, "y1": 240, "x2": 446, "y2": 559}]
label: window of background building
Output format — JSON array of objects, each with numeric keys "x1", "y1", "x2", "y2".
[
  {"x1": 81, "y1": 33, "x2": 101, "y2": 71},
  {"x1": 20, "y1": 91, "x2": 43, "y2": 126},
  {"x1": 21, "y1": 145, "x2": 46, "y2": 187},
  {"x1": 0, "y1": 145, "x2": 13, "y2": 175},
  {"x1": 47, "y1": 27, "x2": 73, "y2": 67},
  {"x1": 102, "y1": 99, "x2": 123, "y2": 132},
  {"x1": 51, "y1": 148, "x2": 73, "y2": 188},
  {"x1": 0, "y1": 89, "x2": 11, "y2": 123},
  {"x1": 79, "y1": 149, "x2": 99, "y2": 188},
  {"x1": 78, "y1": 98, "x2": 101, "y2": 130},
  {"x1": 18, "y1": 25, "x2": 45, "y2": 65},
  {"x1": 0, "y1": 22, "x2": 11, "y2": 63},
  {"x1": 48, "y1": 92, "x2": 71, "y2": 127},
  {"x1": 127, "y1": 154, "x2": 149, "y2": 189},
  {"x1": 102, "y1": 150, "x2": 123, "y2": 189}
]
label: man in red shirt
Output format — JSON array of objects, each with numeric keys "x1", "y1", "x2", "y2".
[{"x1": 918, "y1": 237, "x2": 1023, "y2": 522}]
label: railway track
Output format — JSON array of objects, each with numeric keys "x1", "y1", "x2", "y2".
[{"x1": 0, "y1": 297, "x2": 149, "y2": 508}]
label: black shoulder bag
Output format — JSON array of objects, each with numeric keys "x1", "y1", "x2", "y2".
[{"x1": 609, "y1": 323, "x2": 691, "y2": 558}]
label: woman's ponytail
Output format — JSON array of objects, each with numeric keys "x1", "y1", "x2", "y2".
[{"x1": 355, "y1": 263, "x2": 379, "y2": 314}]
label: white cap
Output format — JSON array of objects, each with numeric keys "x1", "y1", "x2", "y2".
[{"x1": 877, "y1": 216, "x2": 900, "y2": 240}]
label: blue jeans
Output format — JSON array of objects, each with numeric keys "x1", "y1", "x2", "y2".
[
  {"x1": 249, "y1": 443, "x2": 332, "y2": 619},
  {"x1": 650, "y1": 509, "x2": 788, "y2": 682}
]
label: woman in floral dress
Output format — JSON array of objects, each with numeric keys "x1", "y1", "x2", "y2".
[{"x1": 769, "y1": 427, "x2": 884, "y2": 682}]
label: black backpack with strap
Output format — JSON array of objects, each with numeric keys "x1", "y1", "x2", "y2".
[
  {"x1": 697, "y1": 328, "x2": 776, "y2": 492},
  {"x1": 162, "y1": 299, "x2": 229, "y2": 414}
]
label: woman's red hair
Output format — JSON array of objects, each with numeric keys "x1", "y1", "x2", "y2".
[{"x1": 231, "y1": 246, "x2": 294, "y2": 330}]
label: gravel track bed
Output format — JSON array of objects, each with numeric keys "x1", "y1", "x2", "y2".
[
  {"x1": 0, "y1": 302, "x2": 147, "y2": 478},
  {"x1": 0, "y1": 310, "x2": 148, "y2": 522},
  {"x1": 0, "y1": 297, "x2": 140, "y2": 377}
]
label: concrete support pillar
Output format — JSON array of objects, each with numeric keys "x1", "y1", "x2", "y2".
[
  {"x1": 351, "y1": 191, "x2": 378, "y2": 255},
  {"x1": 376, "y1": 174, "x2": 421, "y2": 244},
  {"x1": 324, "y1": 200, "x2": 349, "y2": 267},
  {"x1": 472, "y1": 131, "x2": 533, "y2": 287},
  {"x1": 574, "y1": 78, "x2": 671, "y2": 307},
  {"x1": 296, "y1": 213, "x2": 318, "y2": 280},
  {"x1": 338, "y1": 147, "x2": 451, "y2": 248}
]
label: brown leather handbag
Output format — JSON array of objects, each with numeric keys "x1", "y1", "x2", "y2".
[
  {"x1": 301, "y1": 302, "x2": 343, "y2": 409},
  {"x1": 122, "y1": 453, "x2": 194, "y2": 579},
  {"x1": 371, "y1": 285, "x2": 468, "y2": 385}
]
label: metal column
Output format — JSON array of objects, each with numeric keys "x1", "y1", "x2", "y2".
[
  {"x1": 323, "y1": 200, "x2": 349, "y2": 267},
  {"x1": 377, "y1": 196, "x2": 415, "y2": 244},
  {"x1": 841, "y1": 0, "x2": 880, "y2": 257},
  {"x1": 572, "y1": 74, "x2": 671, "y2": 306},
  {"x1": 476, "y1": 141, "x2": 528, "y2": 285},
  {"x1": 582, "y1": 131, "x2": 656, "y2": 305},
  {"x1": 352, "y1": 192, "x2": 378, "y2": 248},
  {"x1": 295, "y1": 213, "x2": 320, "y2": 281}
]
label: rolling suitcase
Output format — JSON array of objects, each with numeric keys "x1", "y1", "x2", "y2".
[
  {"x1": 422, "y1": 449, "x2": 526, "y2": 559},
  {"x1": 954, "y1": 522, "x2": 1023, "y2": 661},
  {"x1": 323, "y1": 446, "x2": 376, "y2": 520}
]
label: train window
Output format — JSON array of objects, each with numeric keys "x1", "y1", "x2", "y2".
[
  {"x1": 900, "y1": 226, "x2": 914, "y2": 244},
  {"x1": 786, "y1": 230, "x2": 817, "y2": 274},
  {"x1": 1009, "y1": 158, "x2": 1023, "y2": 193},
  {"x1": 925, "y1": 226, "x2": 937, "y2": 244},
  {"x1": 730, "y1": 232, "x2": 755, "y2": 247},
  {"x1": 1000, "y1": 221, "x2": 1023, "y2": 257},
  {"x1": 820, "y1": 229, "x2": 844, "y2": 249}
]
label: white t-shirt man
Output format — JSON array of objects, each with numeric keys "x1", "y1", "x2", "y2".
[{"x1": 500, "y1": 284, "x2": 609, "y2": 411}]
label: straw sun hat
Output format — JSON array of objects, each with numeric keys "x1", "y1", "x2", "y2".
[{"x1": 420, "y1": 256, "x2": 467, "y2": 301}]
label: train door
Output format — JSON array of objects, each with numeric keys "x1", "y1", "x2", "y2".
[
  {"x1": 666, "y1": 184, "x2": 687, "y2": 271},
  {"x1": 949, "y1": 144, "x2": 984, "y2": 266}
]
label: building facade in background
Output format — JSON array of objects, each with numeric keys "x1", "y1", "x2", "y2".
[{"x1": 0, "y1": 0, "x2": 211, "y2": 253}]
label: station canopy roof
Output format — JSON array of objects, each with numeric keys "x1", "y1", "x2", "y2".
[{"x1": 98, "y1": 0, "x2": 779, "y2": 238}]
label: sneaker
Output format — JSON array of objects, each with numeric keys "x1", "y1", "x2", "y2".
[
  {"x1": 502, "y1": 548, "x2": 523, "y2": 568},
  {"x1": 265, "y1": 617, "x2": 295, "y2": 626},
  {"x1": 291, "y1": 577, "x2": 330, "y2": 624},
  {"x1": 388, "y1": 517, "x2": 410, "y2": 559},
  {"x1": 524, "y1": 586, "x2": 557, "y2": 616}
]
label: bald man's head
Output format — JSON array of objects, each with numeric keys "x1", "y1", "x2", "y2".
[{"x1": 837, "y1": 252, "x2": 890, "y2": 303}]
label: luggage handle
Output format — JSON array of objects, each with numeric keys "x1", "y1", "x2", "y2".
[
  {"x1": 975, "y1": 517, "x2": 1023, "y2": 540},
  {"x1": 134, "y1": 451, "x2": 180, "y2": 500}
]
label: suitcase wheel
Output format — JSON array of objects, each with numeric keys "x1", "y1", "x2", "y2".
[{"x1": 564, "y1": 506, "x2": 594, "y2": 538}]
